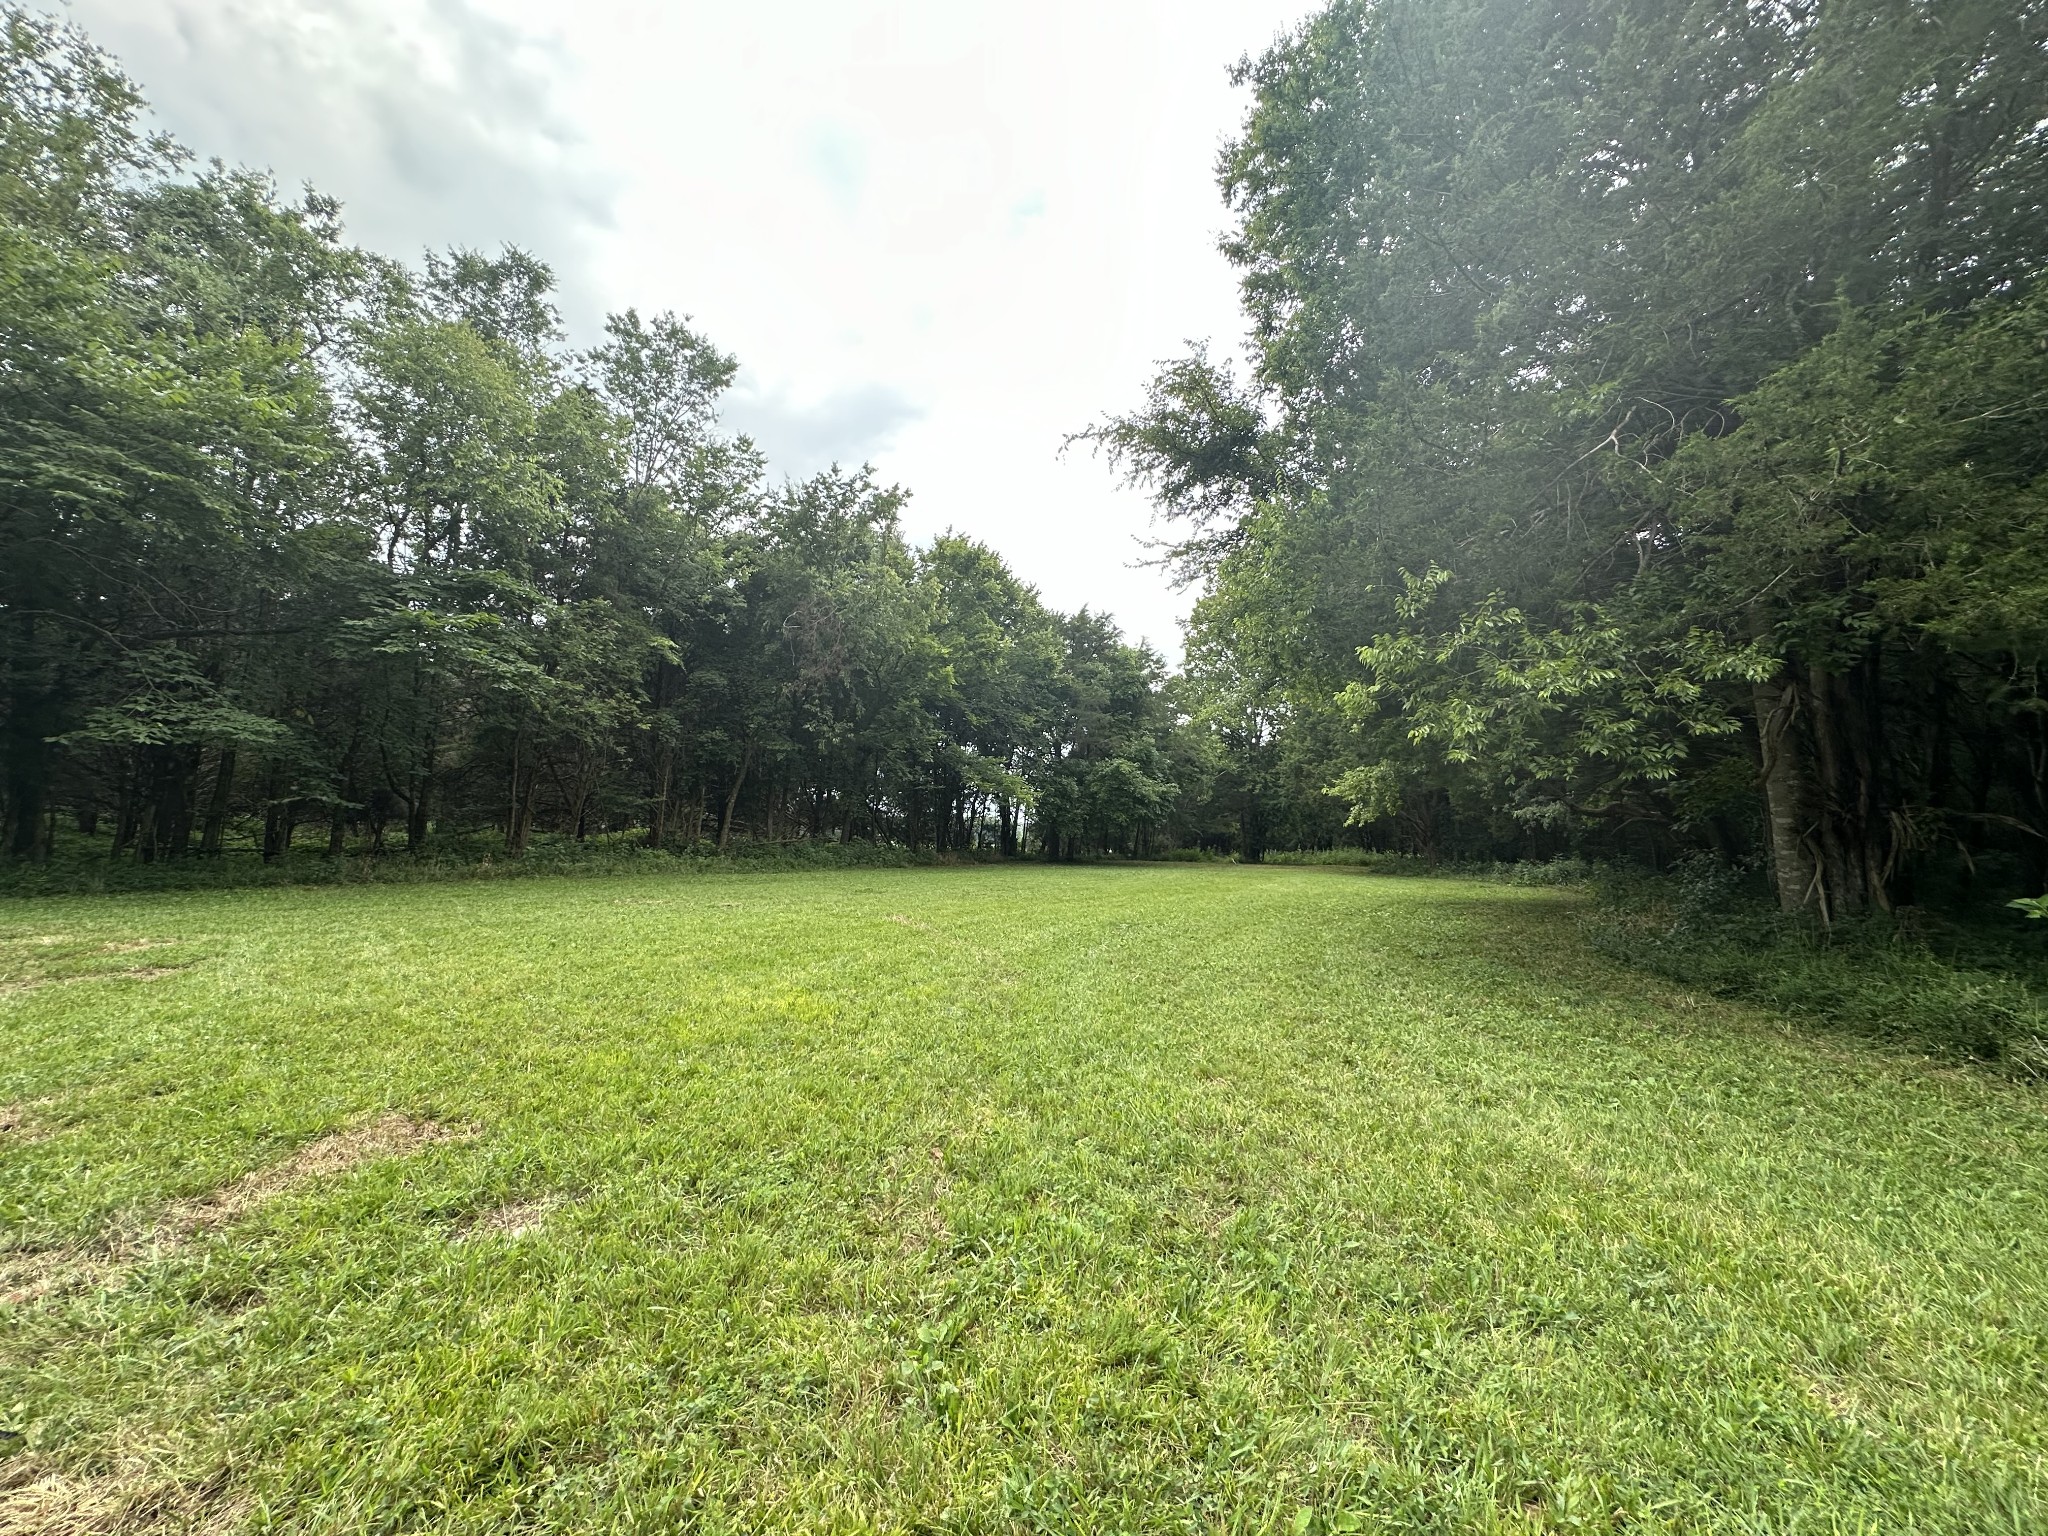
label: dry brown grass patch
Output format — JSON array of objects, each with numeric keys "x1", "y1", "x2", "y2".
[
  {"x1": 0, "y1": 966, "x2": 189, "y2": 999},
  {"x1": 454, "y1": 1196, "x2": 561, "y2": 1241},
  {"x1": 0, "y1": 1114, "x2": 467, "y2": 1306},
  {"x1": 166, "y1": 1114, "x2": 463, "y2": 1234},
  {"x1": 0, "y1": 1455, "x2": 242, "y2": 1536},
  {"x1": 915, "y1": 1144, "x2": 953, "y2": 1253},
  {"x1": 0, "y1": 1250, "x2": 118, "y2": 1308}
]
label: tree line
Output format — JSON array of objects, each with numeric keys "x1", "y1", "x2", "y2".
[
  {"x1": 0, "y1": 11, "x2": 1192, "y2": 866},
  {"x1": 1100, "y1": 0, "x2": 2048, "y2": 911}
]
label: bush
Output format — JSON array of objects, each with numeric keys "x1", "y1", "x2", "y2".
[
  {"x1": 1267, "y1": 848, "x2": 2048, "y2": 1075},
  {"x1": 1585, "y1": 858, "x2": 2048, "y2": 1076},
  {"x1": 0, "y1": 831, "x2": 978, "y2": 897},
  {"x1": 1260, "y1": 849, "x2": 1599, "y2": 886}
]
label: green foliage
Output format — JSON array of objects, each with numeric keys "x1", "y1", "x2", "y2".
[
  {"x1": 1340, "y1": 571, "x2": 1774, "y2": 832},
  {"x1": 1103, "y1": 0, "x2": 2048, "y2": 902},
  {"x1": 0, "y1": 9, "x2": 1185, "y2": 869}
]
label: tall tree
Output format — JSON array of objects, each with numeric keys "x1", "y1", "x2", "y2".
[{"x1": 1102, "y1": 0, "x2": 2048, "y2": 904}]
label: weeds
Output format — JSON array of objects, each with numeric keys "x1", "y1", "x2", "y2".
[
  {"x1": 0, "y1": 831, "x2": 985, "y2": 899},
  {"x1": 1263, "y1": 848, "x2": 1602, "y2": 886},
  {"x1": 1584, "y1": 857, "x2": 2048, "y2": 1074}
]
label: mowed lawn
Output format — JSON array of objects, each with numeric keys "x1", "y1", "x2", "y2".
[{"x1": 2, "y1": 866, "x2": 2045, "y2": 1534}]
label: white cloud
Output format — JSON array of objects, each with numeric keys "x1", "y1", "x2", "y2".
[
  {"x1": 721, "y1": 376, "x2": 922, "y2": 479},
  {"x1": 803, "y1": 122, "x2": 869, "y2": 217},
  {"x1": 65, "y1": 0, "x2": 618, "y2": 321},
  {"x1": 56, "y1": 0, "x2": 1321, "y2": 659}
]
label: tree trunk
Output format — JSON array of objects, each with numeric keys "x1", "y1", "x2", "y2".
[
  {"x1": 571, "y1": 768, "x2": 593, "y2": 841},
  {"x1": 647, "y1": 747, "x2": 673, "y2": 850},
  {"x1": 262, "y1": 803, "x2": 294, "y2": 862},
  {"x1": 135, "y1": 792, "x2": 159, "y2": 863},
  {"x1": 260, "y1": 755, "x2": 294, "y2": 862},
  {"x1": 2020, "y1": 706, "x2": 2048, "y2": 897},
  {"x1": 199, "y1": 748, "x2": 237, "y2": 855},
  {"x1": 1806, "y1": 664, "x2": 1874, "y2": 917},
  {"x1": 508, "y1": 758, "x2": 539, "y2": 856},
  {"x1": 112, "y1": 768, "x2": 138, "y2": 857},
  {"x1": 407, "y1": 718, "x2": 437, "y2": 856},
  {"x1": 718, "y1": 745, "x2": 753, "y2": 854},
  {"x1": 159, "y1": 747, "x2": 198, "y2": 860},
  {"x1": 1, "y1": 619, "x2": 55, "y2": 860},
  {"x1": 406, "y1": 784, "x2": 430, "y2": 855},
  {"x1": 1754, "y1": 675, "x2": 1819, "y2": 913},
  {"x1": 2, "y1": 709, "x2": 51, "y2": 860}
]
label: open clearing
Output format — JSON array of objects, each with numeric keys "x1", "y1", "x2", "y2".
[{"x1": 1, "y1": 864, "x2": 2044, "y2": 1533}]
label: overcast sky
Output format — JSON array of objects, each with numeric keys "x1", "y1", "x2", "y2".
[{"x1": 60, "y1": 0, "x2": 1317, "y2": 659}]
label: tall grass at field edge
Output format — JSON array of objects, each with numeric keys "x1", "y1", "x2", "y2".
[{"x1": 1581, "y1": 860, "x2": 2048, "y2": 1077}]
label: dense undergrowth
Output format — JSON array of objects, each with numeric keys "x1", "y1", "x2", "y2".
[
  {"x1": 1261, "y1": 848, "x2": 1601, "y2": 885},
  {"x1": 1265, "y1": 849, "x2": 2048, "y2": 1075},
  {"x1": 0, "y1": 838, "x2": 1550, "y2": 899},
  {"x1": 1581, "y1": 860, "x2": 2048, "y2": 1078},
  {"x1": 0, "y1": 832, "x2": 977, "y2": 898}
]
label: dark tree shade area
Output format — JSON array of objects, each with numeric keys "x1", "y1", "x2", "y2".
[
  {"x1": 0, "y1": 12, "x2": 1189, "y2": 867},
  {"x1": 1099, "y1": 0, "x2": 2048, "y2": 913}
]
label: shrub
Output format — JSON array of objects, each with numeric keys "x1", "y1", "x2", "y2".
[
  {"x1": 1586, "y1": 859, "x2": 2048, "y2": 1076},
  {"x1": 0, "y1": 831, "x2": 972, "y2": 896},
  {"x1": 1261, "y1": 849, "x2": 1599, "y2": 886}
]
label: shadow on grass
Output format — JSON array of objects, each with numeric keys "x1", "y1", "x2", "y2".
[{"x1": 1362, "y1": 874, "x2": 2048, "y2": 1083}]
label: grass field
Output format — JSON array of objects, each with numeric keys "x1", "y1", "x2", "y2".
[{"x1": 3, "y1": 864, "x2": 2045, "y2": 1533}]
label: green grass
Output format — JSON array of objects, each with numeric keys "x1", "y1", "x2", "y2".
[{"x1": 2, "y1": 865, "x2": 2045, "y2": 1533}]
